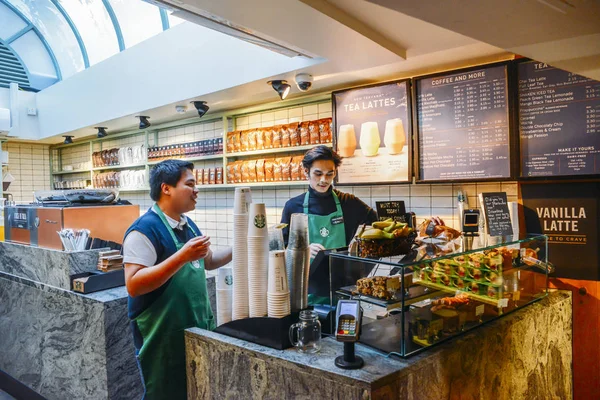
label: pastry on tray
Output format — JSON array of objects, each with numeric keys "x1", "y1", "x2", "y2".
[{"x1": 355, "y1": 276, "x2": 400, "y2": 300}]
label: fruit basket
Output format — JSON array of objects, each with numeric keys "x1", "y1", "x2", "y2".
[{"x1": 354, "y1": 219, "x2": 417, "y2": 258}]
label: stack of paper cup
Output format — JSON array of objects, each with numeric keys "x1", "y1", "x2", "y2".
[
  {"x1": 286, "y1": 213, "x2": 311, "y2": 312},
  {"x1": 216, "y1": 266, "x2": 233, "y2": 326},
  {"x1": 232, "y1": 187, "x2": 251, "y2": 320},
  {"x1": 267, "y1": 250, "x2": 290, "y2": 318},
  {"x1": 247, "y1": 203, "x2": 269, "y2": 318}
]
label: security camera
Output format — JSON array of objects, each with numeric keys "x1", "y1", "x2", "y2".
[{"x1": 295, "y1": 73, "x2": 313, "y2": 92}]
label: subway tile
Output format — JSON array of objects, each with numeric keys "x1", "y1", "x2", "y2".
[
  {"x1": 410, "y1": 184, "x2": 431, "y2": 196},
  {"x1": 431, "y1": 185, "x2": 453, "y2": 197},
  {"x1": 302, "y1": 113, "x2": 317, "y2": 122},
  {"x1": 318, "y1": 102, "x2": 332, "y2": 113},
  {"x1": 353, "y1": 187, "x2": 371, "y2": 198},
  {"x1": 371, "y1": 186, "x2": 390, "y2": 197},
  {"x1": 302, "y1": 104, "x2": 318, "y2": 116},
  {"x1": 237, "y1": 116, "x2": 249, "y2": 126},
  {"x1": 390, "y1": 185, "x2": 410, "y2": 197},
  {"x1": 501, "y1": 183, "x2": 518, "y2": 196},
  {"x1": 430, "y1": 207, "x2": 454, "y2": 219},
  {"x1": 411, "y1": 208, "x2": 432, "y2": 220},
  {"x1": 248, "y1": 122, "x2": 261, "y2": 129},
  {"x1": 274, "y1": 110, "x2": 288, "y2": 121},
  {"x1": 288, "y1": 117, "x2": 302, "y2": 124},
  {"x1": 453, "y1": 183, "x2": 476, "y2": 198},
  {"x1": 411, "y1": 196, "x2": 431, "y2": 208},
  {"x1": 476, "y1": 183, "x2": 501, "y2": 193},
  {"x1": 275, "y1": 119, "x2": 288, "y2": 125},
  {"x1": 288, "y1": 107, "x2": 302, "y2": 118},
  {"x1": 263, "y1": 189, "x2": 276, "y2": 199},
  {"x1": 261, "y1": 112, "x2": 275, "y2": 122},
  {"x1": 248, "y1": 114, "x2": 261, "y2": 125},
  {"x1": 318, "y1": 111, "x2": 332, "y2": 119},
  {"x1": 261, "y1": 121, "x2": 275, "y2": 128},
  {"x1": 431, "y1": 197, "x2": 454, "y2": 208}
]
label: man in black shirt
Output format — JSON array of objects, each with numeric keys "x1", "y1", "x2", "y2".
[{"x1": 281, "y1": 145, "x2": 377, "y2": 257}]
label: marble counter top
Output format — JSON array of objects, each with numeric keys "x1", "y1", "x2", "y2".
[
  {"x1": 0, "y1": 241, "x2": 101, "y2": 290},
  {"x1": 186, "y1": 291, "x2": 572, "y2": 399}
]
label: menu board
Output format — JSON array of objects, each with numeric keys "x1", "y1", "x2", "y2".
[
  {"x1": 333, "y1": 81, "x2": 411, "y2": 184},
  {"x1": 416, "y1": 64, "x2": 511, "y2": 181},
  {"x1": 521, "y1": 182, "x2": 599, "y2": 280},
  {"x1": 480, "y1": 192, "x2": 513, "y2": 236},
  {"x1": 518, "y1": 61, "x2": 600, "y2": 177},
  {"x1": 376, "y1": 201, "x2": 406, "y2": 222}
]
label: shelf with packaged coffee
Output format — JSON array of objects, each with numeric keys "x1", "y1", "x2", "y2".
[
  {"x1": 147, "y1": 153, "x2": 224, "y2": 165},
  {"x1": 225, "y1": 118, "x2": 333, "y2": 158},
  {"x1": 92, "y1": 163, "x2": 146, "y2": 171},
  {"x1": 52, "y1": 169, "x2": 92, "y2": 175}
]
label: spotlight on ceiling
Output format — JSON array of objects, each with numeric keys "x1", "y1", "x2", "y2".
[
  {"x1": 268, "y1": 80, "x2": 291, "y2": 100},
  {"x1": 63, "y1": 135, "x2": 74, "y2": 144},
  {"x1": 95, "y1": 127, "x2": 108, "y2": 138},
  {"x1": 137, "y1": 116, "x2": 151, "y2": 129},
  {"x1": 191, "y1": 101, "x2": 209, "y2": 118}
]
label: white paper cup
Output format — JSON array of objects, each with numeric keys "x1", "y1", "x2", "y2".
[
  {"x1": 217, "y1": 267, "x2": 233, "y2": 290},
  {"x1": 268, "y1": 250, "x2": 288, "y2": 293},
  {"x1": 248, "y1": 203, "x2": 268, "y2": 237},
  {"x1": 234, "y1": 187, "x2": 252, "y2": 214}
]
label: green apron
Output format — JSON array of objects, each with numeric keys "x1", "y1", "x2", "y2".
[
  {"x1": 304, "y1": 191, "x2": 346, "y2": 305},
  {"x1": 134, "y1": 204, "x2": 215, "y2": 400}
]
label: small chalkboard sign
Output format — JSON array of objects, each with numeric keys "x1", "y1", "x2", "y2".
[
  {"x1": 376, "y1": 201, "x2": 406, "y2": 222},
  {"x1": 481, "y1": 192, "x2": 513, "y2": 236}
]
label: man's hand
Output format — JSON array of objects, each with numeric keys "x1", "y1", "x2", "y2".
[
  {"x1": 431, "y1": 216, "x2": 445, "y2": 226},
  {"x1": 178, "y1": 236, "x2": 211, "y2": 264},
  {"x1": 309, "y1": 243, "x2": 326, "y2": 258}
]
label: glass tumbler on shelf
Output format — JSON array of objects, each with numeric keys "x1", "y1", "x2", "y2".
[{"x1": 289, "y1": 310, "x2": 321, "y2": 353}]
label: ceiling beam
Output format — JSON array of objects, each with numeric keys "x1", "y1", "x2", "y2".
[{"x1": 300, "y1": 0, "x2": 406, "y2": 59}]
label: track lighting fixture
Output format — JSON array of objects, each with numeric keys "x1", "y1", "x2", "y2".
[
  {"x1": 191, "y1": 101, "x2": 209, "y2": 118},
  {"x1": 63, "y1": 135, "x2": 74, "y2": 144},
  {"x1": 137, "y1": 116, "x2": 151, "y2": 129},
  {"x1": 95, "y1": 127, "x2": 108, "y2": 138},
  {"x1": 268, "y1": 80, "x2": 291, "y2": 100}
]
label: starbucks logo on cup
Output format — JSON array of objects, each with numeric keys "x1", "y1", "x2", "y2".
[
  {"x1": 254, "y1": 214, "x2": 266, "y2": 229},
  {"x1": 320, "y1": 227, "x2": 329, "y2": 238},
  {"x1": 225, "y1": 275, "x2": 233, "y2": 286}
]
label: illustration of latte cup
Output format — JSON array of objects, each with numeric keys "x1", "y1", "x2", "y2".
[
  {"x1": 337, "y1": 124, "x2": 357, "y2": 157},
  {"x1": 359, "y1": 122, "x2": 380, "y2": 157},
  {"x1": 384, "y1": 118, "x2": 406, "y2": 155}
]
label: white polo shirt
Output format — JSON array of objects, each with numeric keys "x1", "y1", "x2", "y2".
[{"x1": 123, "y1": 208, "x2": 189, "y2": 267}]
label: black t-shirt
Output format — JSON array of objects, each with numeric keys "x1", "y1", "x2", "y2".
[{"x1": 280, "y1": 186, "x2": 377, "y2": 246}]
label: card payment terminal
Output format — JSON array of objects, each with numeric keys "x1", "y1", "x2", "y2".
[{"x1": 334, "y1": 300, "x2": 364, "y2": 369}]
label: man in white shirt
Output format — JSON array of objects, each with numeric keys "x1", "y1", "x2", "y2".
[{"x1": 123, "y1": 159, "x2": 231, "y2": 400}]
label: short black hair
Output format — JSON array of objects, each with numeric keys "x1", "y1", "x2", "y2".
[
  {"x1": 302, "y1": 145, "x2": 342, "y2": 170},
  {"x1": 149, "y1": 159, "x2": 194, "y2": 201}
]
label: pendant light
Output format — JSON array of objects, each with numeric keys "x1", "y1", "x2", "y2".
[{"x1": 268, "y1": 80, "x2": 291, "y2": 100}]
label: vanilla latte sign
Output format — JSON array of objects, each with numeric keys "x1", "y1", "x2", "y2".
[
  {"x1": 521, "y1": 183, "x2": 599, "y2": 280},
  {"x1": 333, "y1": 80, "x2": 412, "y2": 184}
]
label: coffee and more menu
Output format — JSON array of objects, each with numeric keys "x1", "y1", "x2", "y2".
[
  {"x1": 417, "y1": 65, "x2": 511, "y2": 181},
  {"x1": 519, "y1": 61, "x2": 600, "y2": 177}
]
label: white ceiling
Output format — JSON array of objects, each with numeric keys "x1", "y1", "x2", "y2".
[
  {"x1": 37, "y1": 0, "x2": 517, "y2": 143},
  {"x1": 367, "y1": 0, "x2": 600, "y2": 80}
]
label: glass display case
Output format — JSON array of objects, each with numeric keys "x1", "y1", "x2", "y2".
[{"x1": 328, "y1": 234, "x2": 549, "y2": 357}]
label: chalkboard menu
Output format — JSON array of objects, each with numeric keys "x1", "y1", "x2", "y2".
[
  {"x1": 376, "y1": 201, "x2": 406, "y2": 222},
  {"x1": 481, "y1": 192, "x2": 513, "y2": 236},
  {"x1": 416, "y1": 64, "x2": 512, "y2": 181},
  {"x1": 518, "y1": 61, "x2": 600, "y2": 177}
]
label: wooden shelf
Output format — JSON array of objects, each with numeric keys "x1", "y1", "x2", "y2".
[
  {"x1": 92, "y1": 163, "x2": 146, "y2": 171},
  {"x1": 225, "y1": 143, "x2": 332, "y2": 158},
  {"x1": 52, "y1": 169, "x2": 90, "y2": 175},
  {"x1": 147, "y1": 154, "x2": 223, "y2": 165}
]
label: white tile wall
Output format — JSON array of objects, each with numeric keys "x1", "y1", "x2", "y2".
[{"x1": 5, "y1": 142, "x2": 51, "y2": 203}]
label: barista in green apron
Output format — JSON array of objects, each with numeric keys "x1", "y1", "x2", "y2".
[
  {"x1": 124, "y1": 160, "x2": 231, "y2": 400},
  {"x1": 281, "y1": 146, "x2": 378, "y2": 304}
]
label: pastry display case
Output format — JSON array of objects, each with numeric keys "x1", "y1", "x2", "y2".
[{"x1": 328, "y1": 234, "x2": 549, "y2": 357}]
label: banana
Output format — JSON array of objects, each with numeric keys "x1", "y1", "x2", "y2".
[
  {"x1": 361, "y1": 228, "x2": 394, "y2": 240},
  {"x1": 372, "y1": 220, "x2": 394, "y2": 230}
]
